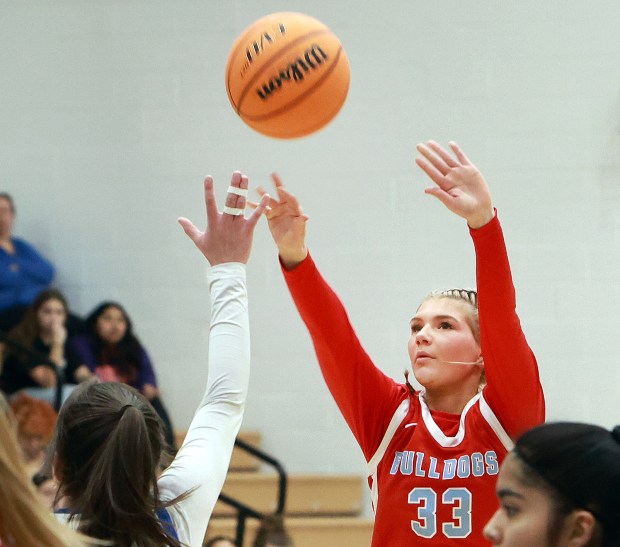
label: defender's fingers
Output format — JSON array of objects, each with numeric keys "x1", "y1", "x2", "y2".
[
  {"x1": 234, "y1": 173, "x2": 249, "y2": 210},
  {"x1": 224, "y1": 171, "x2": 247, "y2": 214},
  {"x1": 178, "y1": 217, "x2": 201, "y2": 242},
  {"x1": 204, "y1": 176, "x2": 218, "y2": 220}
]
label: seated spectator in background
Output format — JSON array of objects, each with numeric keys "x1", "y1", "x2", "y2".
[
  {"x1": 10, "y1": 392, "x2": 57, "y2": 478},
  {"x1": 68, "y1": 301, "x2": 176, "y2": 449},
  {"x1": 0, "y1": 289, "x2": 77, "y2": 407},
  {"x1": 0, "y1": 192, "x2": 55, "y2": 333},
  {"x1": 253, "y1": 514, "x2": 294, "y2": 547}
]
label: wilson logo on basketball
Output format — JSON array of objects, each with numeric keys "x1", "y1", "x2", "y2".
[
  {"x1": 256, "y1": 44, "x2": 328, "y2": 100},
  {"x1": 241, "y1": 24, "x2": 287, "y2": 78}
]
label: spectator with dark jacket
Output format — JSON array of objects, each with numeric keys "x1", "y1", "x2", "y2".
[{"x1": 0, "y1": 289, "x2": 77, "y2": 406}]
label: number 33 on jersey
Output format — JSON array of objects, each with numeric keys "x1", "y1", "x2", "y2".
[{"x1": 367, "y1": 395, "x2": 511, "y2": 545}]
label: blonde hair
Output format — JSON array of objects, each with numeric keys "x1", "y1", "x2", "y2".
[
  {"x1": 420, "y1": 288, "x2": 480, "y2": 344},
  {"x1": 0, "y1": 408, "x2": 91, "y2": 547}
]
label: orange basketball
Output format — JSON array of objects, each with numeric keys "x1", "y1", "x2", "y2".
[{"x1": 225, "y1": 12, "x2": 350, "y2": 139}]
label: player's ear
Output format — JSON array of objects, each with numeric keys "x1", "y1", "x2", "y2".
[{"x1": 560, "y1": 509, "x2": 597, "y2": 546}]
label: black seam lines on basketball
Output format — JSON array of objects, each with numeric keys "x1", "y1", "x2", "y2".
[
  {"x1": 241, "y1": 45, "x2": 344, "y2": 124},
  {"x1": 231, "y1": 28, "x2": 331, "y2": 116}
]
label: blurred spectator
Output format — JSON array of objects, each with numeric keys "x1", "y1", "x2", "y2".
[
  {"x1": 10, "y1": 392, "x2": 57, "y2": 478},
  {"x1": 0, "y1": 192, "x2": 54, "y2": 333},
  {"x1": 0, "y1": 289, "x2": 78, "y2": 407},
  {"x1": 68, "y1": 301, "x2": 176, "y2": 449}
]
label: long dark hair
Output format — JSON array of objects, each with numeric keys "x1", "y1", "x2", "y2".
[
  {"x1": 6, "y1": 289, "x2": 68, "y2": 360},
  {"x1": 514, "y1": 422, "x2": 620, "y2": 546},
  {"x1": 85, "y1": 302, "x2": 144, "y2": 383},
  {"x1": 49, "y1": 381, "x2": 182, "y2": 547}
]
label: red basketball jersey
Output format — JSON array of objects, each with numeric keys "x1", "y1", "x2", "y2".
[
  {"x1": 367, "y1": 390, "x2": 513, "y2": 545},
  {"x1": 282, "y1": 213, "x2": 545, "y2": 546}
]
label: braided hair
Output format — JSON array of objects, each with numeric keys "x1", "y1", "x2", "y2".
[{"x1": 423, "y1": 288, "x2": 479, "y2": 343}]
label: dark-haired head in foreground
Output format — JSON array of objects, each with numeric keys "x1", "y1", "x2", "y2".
[{"x1": 484, "y1": 422, "x2": 620, "y2": 546}]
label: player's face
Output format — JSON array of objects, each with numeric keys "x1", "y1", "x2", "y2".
[
  {"x1": 408, "y1": 298, "x2": 482, "y2": 391},
  {"x1": 95, "y1": 306, "x2": 127, "y2": 344},
  {"x1": 36, "y1": 298, "x2": 67, "y2": 333},
  {"x1": 484, "y1": 453, "x2": 557, "y2": 546}
]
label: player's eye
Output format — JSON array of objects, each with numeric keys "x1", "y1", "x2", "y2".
[
  {"x1": 439, "y1": 321, "x2": 453, "y2": 330},
  {"x1": 410, "y1": 324, "x2": 422, "y2": 333},
  {"x1": 501, "y1": 503, "x2": 519, "y2": 518}
]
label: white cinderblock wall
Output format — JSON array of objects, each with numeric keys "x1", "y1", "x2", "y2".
[{"x1": 3, "y1": 1, "x2": 620, "y2": 514}]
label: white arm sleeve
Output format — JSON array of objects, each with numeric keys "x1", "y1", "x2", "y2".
[{"x1": 158, "y1": 262, "x2": 250, "y2": 546}]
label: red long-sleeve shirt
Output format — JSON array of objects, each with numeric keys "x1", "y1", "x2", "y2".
[{"x1": 282, "y1": 213, "x2": 545, "y2": 546}]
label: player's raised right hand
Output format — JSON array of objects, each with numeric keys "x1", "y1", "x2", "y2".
[{"x1": 255, "y1": 173, "x2": 309, "y2": 270}]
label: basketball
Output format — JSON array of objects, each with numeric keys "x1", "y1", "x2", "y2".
[{"x1": 225, "y1": 12, "x2": 350, "y2": 139}]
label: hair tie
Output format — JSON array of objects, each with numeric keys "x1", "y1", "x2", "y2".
[{"x1": 611, "y1": 425, "x2": 620, "y2": 444}]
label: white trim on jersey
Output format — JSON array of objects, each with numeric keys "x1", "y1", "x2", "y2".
[
  {"x1": 479, "y1": 391, "x2": 514, "y2": 452},
  {"x1": 369, "y1": 470, "x2": 378, "y2": 513},
  {"x1": 367, "y1": 398, "x2": 410, "y2": 511},
  {"x1": 365, "y1": 390, "x2": 514, "y2": 512},
  {"x1": 419, "y1": 391, "x2": 481, "y2": 448},
  {"x1": 368, "y1": 399, "x2": 410, "y2": 474}
]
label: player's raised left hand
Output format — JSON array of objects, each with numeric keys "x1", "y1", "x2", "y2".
[{"x1": 416, "y1": 141, "x2": 494, "y2": 229}]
